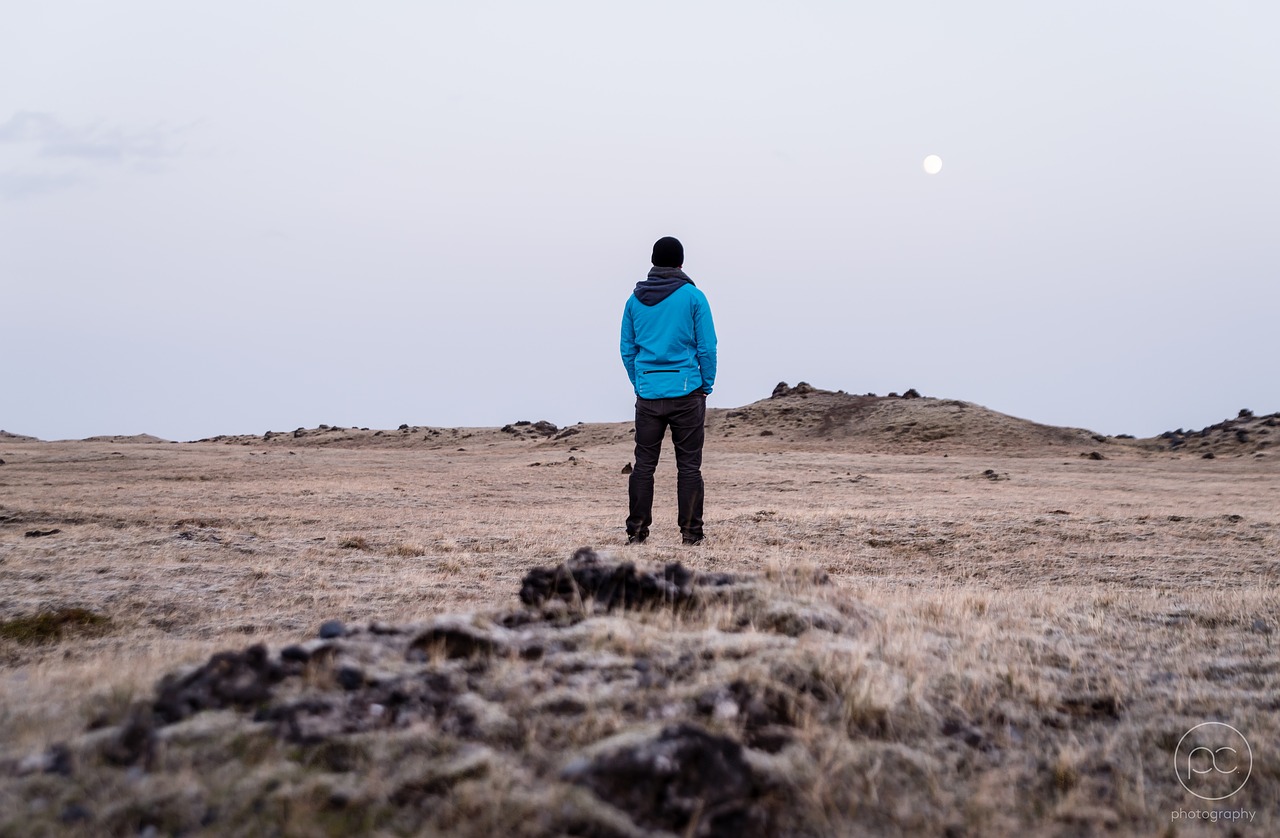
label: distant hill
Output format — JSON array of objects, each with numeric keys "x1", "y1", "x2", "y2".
[
  {"x1": 14, "y1": 386, "x2": 1273, "y2": 459},
  {"x1": 705, "y1": 382, "x2": 1110, "y2": 455}
]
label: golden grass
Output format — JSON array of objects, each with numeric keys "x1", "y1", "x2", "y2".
[{"x1": 0, "y1": 434, "x2": 1277, "y2": 834}]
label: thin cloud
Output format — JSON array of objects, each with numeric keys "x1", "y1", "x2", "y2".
[
  {"x1": 0, "y1": 111, "x2": 183, "y2": 200},
  {"x1": 0, "y1": 171, "x2": 85, "y2": 200}
]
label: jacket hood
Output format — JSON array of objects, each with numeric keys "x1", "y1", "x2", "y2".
[{"x1": 633, "y1": 267, "x2": 695, "y2": 306}]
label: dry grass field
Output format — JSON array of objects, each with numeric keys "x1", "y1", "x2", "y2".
[{"x1": 1, "y1": 392, "x2": 1277, "y2": 836}]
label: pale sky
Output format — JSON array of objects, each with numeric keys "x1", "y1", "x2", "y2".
[{"x1": 3, "y1": 2, "x2": 1277, "y2": 441}]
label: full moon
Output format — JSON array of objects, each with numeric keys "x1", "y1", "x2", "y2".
[{"x1": 923, "y1": 154, "x2": 943, "y2": 175}]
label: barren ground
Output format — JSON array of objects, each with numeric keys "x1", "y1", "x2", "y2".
[{"x1": 0, "y1": 401, "x2": 1277, "y2": 836}]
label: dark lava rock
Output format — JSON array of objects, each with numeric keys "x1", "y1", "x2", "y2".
[
  {"x1": 1058, "y1": 693, "x2": 1121, "y2": 719},
  {"x1": 399, "y1": 424, "x2": 410, "y2": 430},
  {"x1": 942, "y1": 719, "x2": 985, "y2": 749},
  {"x1": 407, "y1": 623, "x2": 504, "y2": 660},
  {"x1": 1083, "y1": 451, "x2": 1106, "y2": 460},
  {"x1": 280, "y1": 644, "x2": 311, "y2": 663},
  {"x1": 153, "y1": 644, "x2": 286, "y2": 725},
  {"x1": 531, "y1": 420, "x2": 559, "y2": 436},
  {"x1": 1203, "y1": 452, "x2": 1216, "y2": 459},
  {"x1": 318, "y1": 620, "x2": 346, "y2": 639},
  {"x1": 336, "y1": 666, "x2": 365, "y2": 691},
  {"x1": 103, "y1": 712, "x2": 156, "y2": 767},
  {"x1": 260, "y1": 670, "x2": 460, "y2": 745},
  {"x1": 695, "y1": 681, "x2": 799, "y2": 753},
  {"x1": 770, "y1": 381, "x2": 816, "y2": 399},
  {"x1": 60, "y1": 803, "x2": 92, "y2": 824},
  {"x1": 24, "y1": 528, "x2": 61, "y2": 538},
  {"x1": 566, "y1": 723, "x2": 770, "y2": 836},
  {"x1": 519, "y1": 548, "x2": 737, "y2": 612},
  {"x1": 902, "y1": 388, "x2": 921, "y2": 399},
  {"x1": 29, "y1": 743, "x2": 76, "y2": 777},
  {"x1": 621, "y1": 462, "x2": 633, "y2": 474}
]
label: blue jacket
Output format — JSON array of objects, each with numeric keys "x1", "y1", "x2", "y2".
[{"x1": 621, "y1": 267, "x2": 717, "y2": 399}]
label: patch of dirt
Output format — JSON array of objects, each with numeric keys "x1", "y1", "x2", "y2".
[{"x1": 0, "y1": 609, "x2": 111, "y2": 644}]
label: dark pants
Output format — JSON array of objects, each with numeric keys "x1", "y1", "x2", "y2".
[{"x1": 627, "y1": 392, "x2": 706, "y2": 541}]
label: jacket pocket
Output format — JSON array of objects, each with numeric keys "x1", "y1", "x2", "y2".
[{"x1": 639, "y1": 369, "x2": 688, "y2": 398}]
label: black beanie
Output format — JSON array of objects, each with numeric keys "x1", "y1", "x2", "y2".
[{"x1": 651, "y1": 236, "x2": 684, "y2": 267}]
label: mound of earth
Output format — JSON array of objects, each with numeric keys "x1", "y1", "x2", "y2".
[
  {"x1": 709, "y1": 382, "x2": 1109, "y2": 454},
  {"x1": 1150, "y1": 408, "x2": 1277, "y2": 459},
  {"x1": 79, "y1": 434, "x2": 170, "y2": 444},
  {"x1": 0, "y1": 548, "x2": 1062, "y2": 837},
  {"x1": 0, "y1": 430, "x2": 39, "y2": 442}
]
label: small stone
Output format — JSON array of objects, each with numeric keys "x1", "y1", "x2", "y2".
[
  {"x1": 318, "y1": 620, "x2": 345, "y2": 639},
  {"x1": 280, "y1": 644, "x2": 310, "y2": 663},
  {"x1": 621, "y1": 463, "x2": 633, "y2": 474},
  {"x1": 59, "y1": 803, "x2": 92, "y2": 824},
  {"x1": 1252, "y1": 618, "x2": 1272, "y2": 635},
  {"x1": 336, "y1": 666, "x2": 364, "y2": 690}
]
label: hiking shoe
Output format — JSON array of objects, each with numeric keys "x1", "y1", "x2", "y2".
[
  {"x1": 627, "y1": 534, "x2": 648, "y2": 545},
  {"x1": 681, "y1": 535, "x2": 704, "y2": 546}
]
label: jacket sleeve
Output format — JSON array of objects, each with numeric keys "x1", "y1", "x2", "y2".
[
  {"x1": 693, "y1": 292, "x2": 717, "y2": 395},
  {"x1": 620, "y1": 299, "x2": 638, "y2": 389}
]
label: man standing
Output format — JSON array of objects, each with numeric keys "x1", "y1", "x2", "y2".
[{"x1": 620, "y1": 236, "x2": 717, "y2": 545}]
